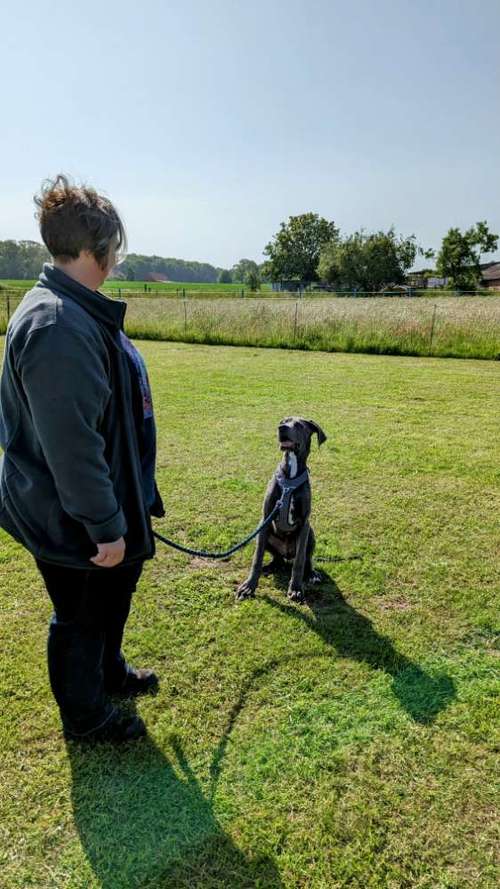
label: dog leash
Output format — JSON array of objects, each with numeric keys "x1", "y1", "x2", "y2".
[
  {"x1": 152, "y1": 502, "x2": 280, "y2": 560},
  {"x1": 152, "y1": 471, "x2": 309, "y2": 560}
]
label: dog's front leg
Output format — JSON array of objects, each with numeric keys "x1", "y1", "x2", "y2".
[
  {"x1": 288, "y1": 520, "x2": 310, "y2": 603},
  {"x1": 236, "y1": 482, "x2": 277, "y2": 600},
  {"x1": 235, "y1": 526, "x2": 270, "y2": 600}
]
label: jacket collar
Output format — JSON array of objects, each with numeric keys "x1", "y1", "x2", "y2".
[{"x1": 37, "y1": 263, "x2": 126, "y2": 331}]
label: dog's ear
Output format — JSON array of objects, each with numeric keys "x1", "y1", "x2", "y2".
[{"x1": 305, "y1": 420, "x2": 327, "y2": 446}]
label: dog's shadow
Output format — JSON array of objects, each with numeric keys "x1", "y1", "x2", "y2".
[
  {"x1": 260, "y1": 567, "x2": 456, "y2": 725},
  {"x1": 66, "y1": 720, "x2": 283, "y2": 889}
]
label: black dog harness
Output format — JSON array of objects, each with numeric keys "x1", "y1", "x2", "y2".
[{"x1": 274, "y1": 466, "x2": 309, "y2": 526}]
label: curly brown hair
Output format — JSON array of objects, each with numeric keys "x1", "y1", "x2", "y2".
[{"x1": 34, "y1": 174, "x2": 127, "y2": 270}]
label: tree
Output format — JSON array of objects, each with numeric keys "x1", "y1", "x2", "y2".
[
  {"x1": 247, "y1": 269, "x2": 261, "y2": 291},
  {"x1": 218, "y1": 269, "x2": 232, "y2": 284},
  {"x1": 264, "y1": 213, "x2": 338, "y2": 285},
  {"x1": 109, "y1": 253, "x2": 221, "y2": 283},
  {"x1": 318, "y1": 228, "x2": 419, "y2": 291},
  {"x1": 232, "y1": 258, "x2": 259, "y2": 283},
  {"x1": 0, "y1": 240, "x2": 49, "y2": 279},
  {"x1": 436, "y1": 221, "x2": 498, "y2": 290}
]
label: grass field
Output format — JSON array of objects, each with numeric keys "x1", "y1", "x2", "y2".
[
  {"x1": 121, "y1": 296, "x2": 500, "y2": 360},
  {"x1": 0, "y1": 279, "x2": 270, "y2": 295},
  {"x1": 0, "y1": 339, "x2": 498, "y2": 888},
  {"x1": 1, "y1": 291, "x2": 499, "y2": 360}
]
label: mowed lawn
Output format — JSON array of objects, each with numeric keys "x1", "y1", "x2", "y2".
[{"x1": 0, "y1": 339, "x2": 498, "y2": 889}]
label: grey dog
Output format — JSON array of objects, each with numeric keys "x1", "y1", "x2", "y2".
[{"x1": 236, "y1": 417, "x2": 327, "y2": 603}]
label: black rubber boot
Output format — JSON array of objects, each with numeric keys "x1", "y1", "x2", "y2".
[
  {"x1": 108, "y1": 668, "x2": 160, "y2": 699},
  {"x1": 64, "y1": 709, "x2": 147, "y2": 744}
]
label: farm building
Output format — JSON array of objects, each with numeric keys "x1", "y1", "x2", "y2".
[
  {"x1": 480, "y1": 262, "x2": 500, "y2": 290},
  {"x1": 406, "y1": 271, "x2": 448, "y2": 288},
  {"x1": 379, "y1": 284, "x2": 415, "y2": 295},
  {"x1": 145, "y1": 272, "x2": 170, "y2": 283}
]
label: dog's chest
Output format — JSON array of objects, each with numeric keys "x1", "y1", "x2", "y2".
[{"x1": 268, "y1": 529, "x2": 297, "y2": 560}]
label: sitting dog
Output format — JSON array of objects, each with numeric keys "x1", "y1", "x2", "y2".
[{"x1": 236, "y1": 417, "x2": 327, "y2": 603}]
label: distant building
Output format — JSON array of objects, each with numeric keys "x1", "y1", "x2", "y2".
[
  {"x1": 480, "y1": 262, "x2": 500, "y2": 290},
  {"x1": 427, "y1": 276, "x2": 448, "y2": 288},
  {"x1": 145, "y1": 272, "x2": 169, "y2": 283},
  {"x1": 272, "y1": 280, "x2": 308, "y2": 293},
  {"x1": 406, "y1": 271, "x2": 428, "y2": 288},
  {"x1": 379, "y1": 284, "x2": 415, "y2": 296},
  {"x1": 406, "y1": 271, "x2": 448, "y2": 289}
]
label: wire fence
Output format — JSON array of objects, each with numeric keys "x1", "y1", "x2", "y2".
[
  {"x1": 0, "y1": 284, "x2": 498, "y2": 321},
  {"x1": 1, "y1": 289, "x2": 499, "y2": 359}
]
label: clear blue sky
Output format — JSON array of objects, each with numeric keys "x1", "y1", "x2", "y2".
[{"x1": 2, "y1": 0, "x2": 499, "y2": 268}]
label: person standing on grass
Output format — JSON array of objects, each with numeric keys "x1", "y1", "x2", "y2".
[{"x1": 0, "y1": 175, "x2": 165, "y2": 743}]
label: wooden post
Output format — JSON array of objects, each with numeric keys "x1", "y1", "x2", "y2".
[
  {"x1": 293, "y1": 301, "x2": 299, "y2": 340},
  {"x1": 429, "y1": 304, "x2": 437, "y2": 349}
]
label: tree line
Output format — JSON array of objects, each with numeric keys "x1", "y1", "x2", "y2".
[
  {"x1": 261, "y1": 214, "x2": 498, "y2": 291},
  {"x1": 117, "y1": 254, "x2": 224, "y2": 283},
  {"x1": 1, "y1": 216, "x2": 497, "y2": 291},
  {"x1": 0, "y1": 240, "x2": 50, "y2": 280},
  {"x1": 0, "y1": 241, "x2": 226, "y2": 284}
]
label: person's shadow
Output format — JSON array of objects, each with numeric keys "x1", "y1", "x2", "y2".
[
  {"x1": 260, "y1": 567, "x2": 456, "y2": 724},
  {"x1": 66, "y1": 570, "x2": 454, "y2": 888},
  {"x1": 66, "y1": 712, "x2": 283, "y2": 889}
]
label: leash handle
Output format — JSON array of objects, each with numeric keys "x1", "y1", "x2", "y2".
[{"x1": 152, "y1": 500, "x2": 282, "y2": 560}]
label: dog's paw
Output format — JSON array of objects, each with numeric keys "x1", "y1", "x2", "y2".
[
  {"x1": 287, "y1": 586, "x2": 305, "y2": 603},
  {"x1": 236, "y1": 579, "x2": 257, "y2": 600}
]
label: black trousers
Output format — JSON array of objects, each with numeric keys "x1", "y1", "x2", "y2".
[{"x1": 35, "y1": 558, "x2": 145, "y2": 737}]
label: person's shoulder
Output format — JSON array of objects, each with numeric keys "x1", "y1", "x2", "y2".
[{"x1": 8, "y1": 287, "x2": 105, "y2": 367}]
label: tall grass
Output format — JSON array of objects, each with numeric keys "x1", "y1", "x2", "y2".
[
  {"x1": 123, "y1": 296, "x2": 500, "y2": 359},
  {"x1": 1, "y1": 293, "x2": 499, "y2": 359}
]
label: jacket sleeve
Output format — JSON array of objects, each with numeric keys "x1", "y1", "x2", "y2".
[{"x1": 18, "y1": 323, "x2": 128, "y2": 544}]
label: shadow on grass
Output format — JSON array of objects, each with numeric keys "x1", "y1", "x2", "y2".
[
  {"x1": 66, "y1": 572, "x2": 454, "y2": 887},
  {"x1": 66, "y1": 719, "x2": 282, "y2": 889},
  {"x1": 259, "y1": 570, "x2": 456, "y2": 725}
]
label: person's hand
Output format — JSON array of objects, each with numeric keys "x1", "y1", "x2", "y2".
[{"x1": 90, "y1": 536, "x2": 126, "y2": 568}]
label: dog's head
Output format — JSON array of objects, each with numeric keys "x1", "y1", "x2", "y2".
[{"x1": 277, "y1": 417, "x2": 327, "y2": 460}]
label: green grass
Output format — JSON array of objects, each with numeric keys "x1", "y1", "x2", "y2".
[
  {"x1": 3, "y1": 294, "x2": 499, "y2": 360},
  {"x1": 121, "y1": 296, "x2": 499, "y2": 360},
  {"x1": 0, "y1": 279, "x2": 272, "y2": 295},
  {"x1": 1, "y1": 340, "x2": 498, "y2": 887}
]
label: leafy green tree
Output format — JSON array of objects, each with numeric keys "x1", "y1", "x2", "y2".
[
  {"x1": 318, "y1": 229, "x2": 418, "y2": 291},
  {"x1": 436, "y1": 222, "x2": 498, "y2": 290},
  {"x1": 247, "y1": 269, "x2": 261, "y2": 291},
  {"x1": 264, "y1": 213, "x2": 338, "y2": 285},
  {"x1": 218, "y1": 269, "x2": 232, "y2": 284},
  {"x1": 232, "y1": 258, "x2": 259, "y2": 283},
  {"x1": 0, "y1": 240, "x2": 49, "y2": 278},
  {"x1": 110, "y1": 254, "x2": 221, "y2": 283}
]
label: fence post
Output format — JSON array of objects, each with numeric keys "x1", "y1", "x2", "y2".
[
  {"x1": 6, "y1": 291, "x2": 11, "y2": 322},
  {"x1": 293, "y1": 301, "x2": 298, "y2": 340},
  {"x1": 183, "y1": 299, "x2": 187, "y2": 337},
  {"x1": 429, "y1": 304, "x2": 437, "y2": 349}
]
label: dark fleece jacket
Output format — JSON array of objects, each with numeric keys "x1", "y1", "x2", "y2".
[{"x1": 0, "y1": 263, "x2": 165, "y2": 569}]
